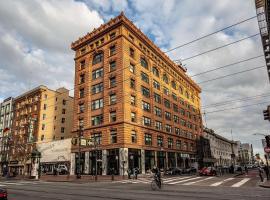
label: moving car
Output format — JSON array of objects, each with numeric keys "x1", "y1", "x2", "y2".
[
  {"x1": 199, "y1": 167, "x2": 217, "y2": 176},
  {"x1": 0, "y1": 188, "x2": 7, "y2": 200},
  {"x1": 57, "y1": 165, "x2": 69, "y2": 175},
  {"x1": 182, "y1": 167, "x2": 197, "y2": 174},
  {"x1": 165, "y1": 167, "x2": 182, "y2": 175}
]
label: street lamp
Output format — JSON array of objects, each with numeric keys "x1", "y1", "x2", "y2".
[
  {"x1": 77, "y1": 126, "x2": 83, "y2": 179},
  {"x1": 30, "y1": 149, "x2": 41, "y2": 180}
]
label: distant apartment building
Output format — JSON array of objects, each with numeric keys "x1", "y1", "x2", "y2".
[
  {"x1": 0, "y1": 97, "x2": 14, "y2": 174},
  {"x1": 203, "y1": 128, "x2": 235, "y2": 166},
  {"x1": 9, "y1": 86, "x2": 73, "y2": 175},
  {"x1": 70, "y1": 13, "x2": 202, "y2": 176},
  {"x1": 238, "y1": 143, "x2": 254, "y2": 165}
]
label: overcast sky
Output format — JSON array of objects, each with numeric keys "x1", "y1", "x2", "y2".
[{"x1": 0, "y1": 0, "x2": 269, "y2": 156}]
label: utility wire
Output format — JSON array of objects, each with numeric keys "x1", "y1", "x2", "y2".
[
  {"x1": 175, "y1": 33, "x2": 260, "y2": 62},
  {"x1": 198, "y1": 65, "x2": 265, "y2": 84},
  {"x1": 190, "y1": 54, "x2": 264, "y2": 77},
  {"x1": 165, "y1": 15, "x2": 257, "y2": 53}
]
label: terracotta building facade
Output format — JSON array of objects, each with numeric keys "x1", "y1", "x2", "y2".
[
  {"x1": 9, "y1": 85, "x2": 73, "y2": 175},
  {"x1": 70, "y1": 13, "x2": 202, "y2": 175}
]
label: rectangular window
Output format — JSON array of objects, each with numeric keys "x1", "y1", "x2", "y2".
[
  {"x1": 110, "y1": 32, "x2": 116, "y2": 39},
  {"x1": 154, "y1": 93, "x2": 161, "y2": 103},
  {"x1": 131, "y1": 130, "x2": 137, "y2": 143},
  {"x1": 42, "y1": 114, "x2": 46, "y2": 120},
  {"x1": 93, "y1": 53, "x2": 103, "y2": 65},
  {"x1": 110, "y1": 45, "x2": 116, "y2": 56},
  {"x1": 62, "y1": 109, "x2": 66, "y2": 114},
  {"x1": 79, "y1": 88, "x2": 85, "y2": 98},
  {"x1": 130, "y1": 79, "x2": 136, "y2": 89},
  {"x1": 155, "y1": 121, "x2": 162, "y2": 130},
  {"x1": 61, "y1": 118, "x2": 65, "y2": 123},
  {"x1": 110, "y1": 61, "x2": 116, "y2": 71},
  {"x1": 43, "y1": 104, "x2": 47, "y2": 110},
  {"x1": 165, "y1": 111, "x2": 171, "y2": 120},
  {"x1": 110, "y1": 77, "x2": 116, "y2": 88},
  {"x1": 131, "y1": 95, "x2": 136, "y2": 106},
  {"x1": 61, "y1": 127, "x2": 65, "y2": 133},
  {"x1": 157, "y1": 136, "x2": 163, "y2": 147},
  {"x1": 141, "y1": 86, "x2": 150, "y2": 98},
  {"x1": 168, "y1": 138, "x2": 173, "y2": 148},
  {"x1": 164, "y1": 99, "x2": 170, "y2": 109},
  {"x1": 91, "y1": 98, "x2": 104, "y2": 110},
  {"x1": 110, "y1": 130, "x2": 117, "y2": 144},
  {"x1": 131, "y1": 112, "x2": 136, "y2": 122},
  {"x1": 165, "y1": 125, "x2": 172, "y2": 133},
  {"x1": 173, "y1": 104, "x2": 178, "y2": 112},
  {"x1": 91, "y1": 133, "x2": 102, "y2": 145},
  {"x1": 163, "y1": 87, "x2": 169, "y2": 96},
  {"x1": 180, "y1": 119, "x2": 186, "y2": 126},
  {"x1": 110, "y1": 94, "x2": 117, "y2": 105},
  {"x1": 173, "y1": 115, "x2": 179, "y2": 123},
  {"x1": 176, "y1": 140, "x2": 181, "y2": 149},
  {"x1": 180, "y1": 108, "x2": 185, "y2": 116},
  {"x1": 41, "y1": 135, "x2": 45, "y2": 141},
  {"x1": 91, "y1": 115, "x2": 103, "y2": 126},
  {"x1": 79, "y1": 103, "x2": 84, "y2": 113},
  {"x1": 92, "y1": 68, "x2": 104, "y2": 80},
  {"x1": 130, "y1": 48, "x2": 135, "y2": 58},
  {"x1": 79, "y1": 74, "x2": 85, "y2": 84},
  {"x1": 142, "y1": 116, "x2": 151, "y2": 126},
  {"x1": 110, "y1": 111, "x2": 117, "y2": 122},
  {"x1": 154, "y1": 106, "x2": 162, "y2": 117},
  {"x1": 80, "y1": 60, "x2": 85, "y2": 70},
  {"x1": 144, "y1": 133, "x2": 152, "y2": 145},
  {"x1": 141, "y1": 71, "x2": 149, "y2": 83},
  {"x1": 91, "y1": 82, "x2": 103, "y2": 94},
  {"x1": 153, "y1": 80, "x2": 160, "y2": 90},
  {"x1": 129, "y1": 63, "x2": 135, "y2": 73},
  {"x1": 175, "y1": 127, "x2": 180, "y2": 135},
  {"x1": 42, "y1": 124, "x2": 45, "y2": 130},
  {"x1": 172, "y1": 93, "x2": 177, "y2": 101},
  {"x1": 142, "y1": 101, "x2": 151, "y2": 112}
]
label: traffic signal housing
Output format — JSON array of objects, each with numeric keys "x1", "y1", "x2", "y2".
[
  {"x1": 266, "y1": 135, "x2": 270, "y2": 148},
  {"x1": 263, "y1": 106, "x2": 270, "y2": 121}
]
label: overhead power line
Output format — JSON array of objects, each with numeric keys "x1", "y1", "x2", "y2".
[
  {"x1": 198, "y1": 65, "x2": 265, "y2": 84},
  {"x1": 205, "y1": 101, "x2": 270, "y2": 114},
  {"x1": 190, "y1": 54, "x2": 264, "y2": 77},
  {"x1": 165, "y1": 15, "x2": 257, "y2": 53},
  {"x1": 175, "y1": 33, "x2": 260, "y2": 62},
  {"x1": 202, "y1": 92, "x2": 270, "y2": 108}
]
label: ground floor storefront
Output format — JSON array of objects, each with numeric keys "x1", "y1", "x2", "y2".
[{"x1": 70, "y1": 148, "x2": 197, "y2": 175}]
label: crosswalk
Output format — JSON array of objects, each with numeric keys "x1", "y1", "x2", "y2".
[
  {"x1": 0, "y1": 180, "x2": 47, "y2": 187},
  {"x1": 115, "y1": 176, "x2": 253, "y2": 188}
]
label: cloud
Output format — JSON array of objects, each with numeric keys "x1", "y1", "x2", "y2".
[{"x1": 0, "y1": 0, "x2": 103, "y2": 97}]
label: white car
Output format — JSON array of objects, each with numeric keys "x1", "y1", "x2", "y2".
[{"x1": 57, "y1": 165, "x2": 68, "y2": 174}]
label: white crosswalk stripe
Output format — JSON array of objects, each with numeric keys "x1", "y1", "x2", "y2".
[
  {"x1": 210, "y1": 178, "x2": 234, "y2": 186},
  {"x1": 168, "y1": 177, "x2": 202, "y2": 185},
  {"x1": 183, "y1": 177, "x2": 214, "y2": 185},
  {"x1": 231, "y1": 178, "x2": 250, "y2": 187}
]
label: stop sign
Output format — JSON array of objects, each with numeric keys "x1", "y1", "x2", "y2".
[{"x1": 264, "y1": 147, "x2": 270, "y2": 153}]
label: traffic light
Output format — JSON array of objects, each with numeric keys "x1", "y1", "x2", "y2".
[
  {"x1": 266, "y1": 135, "x2": 270, "y2": 148},
  {"x1": 263, "y1": 106, "x2": 270, "y2": 121}
]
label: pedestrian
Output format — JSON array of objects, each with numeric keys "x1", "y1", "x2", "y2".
[
  {"x1": 263, "y1": 165, "x2": 269, "y2": 180},
  {"x1": 245, "y1": 165, "x2": 248, "y2": 175},
  {"x1": 53, "y1": 167, "x2": 57, "y2": 176},
  {"x1": 134, "y1": 167, "x2": 138, "y2": 179},
  {"x1": 258, "y1": 166, "x2": 264, "y2": 182},
  {"x1": 127, "y1": 168, "x2": 131, "y2": 179}
]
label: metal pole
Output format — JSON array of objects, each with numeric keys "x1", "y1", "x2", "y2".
[
  {"x1": 95, "y1": 142, "x2": 97, "y2": 181},
  {"x1": 77, "y1": 126, "x2": 82, "y2": 179}
]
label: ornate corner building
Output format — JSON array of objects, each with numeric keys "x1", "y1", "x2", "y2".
[{"x1": 70, "y1": 13, "x2": 202, "y2": 175}]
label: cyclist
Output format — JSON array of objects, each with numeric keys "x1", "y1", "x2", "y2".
[{"x1": 151, "y1": 166, "x2": 161, "y2": 188}]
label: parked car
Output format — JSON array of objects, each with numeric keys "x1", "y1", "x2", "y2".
[
  {"x1": 165, "y1": 167, "x2": 182, "y2": 175},
  {"x1": 0, "y1": 188, "x2": 7, "y2": 200},
  {"x1": 199, "y1": 167, "x2": 217, "y2": 176},
  {"x1": 234, "y1": 165, "x2": 244, "y2": 173},
  {"x1": 57, "y1": 165, "x2": 69, "y2": 175},
  {"x1": 182, "y1": 167, "x2": 197, "y2": 174}
]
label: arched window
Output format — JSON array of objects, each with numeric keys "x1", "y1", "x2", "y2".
[
  {"x1": 171, "y1": 80, "x2": 177, "y2": 90},
  {"x1": 163, "y1": 74, "x2": 169, "y2": 84},
  {"x1": 185, "y1": 91, "x2": 190, "y2": 99},
  {"x1": 140, "y1": 57, "x2": 148, "y2": 69},
  {"x1": 92, "y1": 52, "x2": 104, "y2": 65},
  {"x1": 179, "y1": 86, "x2": 183, "y2": 94},
  {"x1": 152, "y1": 67, "x2": 159, "y2": 77}
]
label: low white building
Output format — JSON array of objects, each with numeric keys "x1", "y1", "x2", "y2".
[
  {"x1": 36, "y1": 138, "x2": 71, "y2": 174},
  {"x1": 203, "y1": 128, "x2": 235, "y2": 166}
]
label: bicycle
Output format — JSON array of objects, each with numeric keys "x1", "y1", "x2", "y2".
[{"x1": 151, "y1": 174, "x2": 162, "y2": 190}]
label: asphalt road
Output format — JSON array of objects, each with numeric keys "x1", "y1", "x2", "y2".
[{"x1": 2, "y1": 172, "x2": 269, "y2": 200}]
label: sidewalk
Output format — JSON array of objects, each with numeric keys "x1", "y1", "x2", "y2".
[{"x1": 259, "y1": 179, "x2": 270, "y2": 188}]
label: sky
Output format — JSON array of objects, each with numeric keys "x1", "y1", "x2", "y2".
[{"x1": 0, "y1": 0, "x2": 269, "y2": 156}]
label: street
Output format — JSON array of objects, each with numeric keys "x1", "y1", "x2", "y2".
[{"x1": 2, "y1": 171, "x2": 269, "y2": 200}]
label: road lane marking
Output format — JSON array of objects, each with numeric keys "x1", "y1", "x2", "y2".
[
  {"x1": 183, "y1": 177, "x2": 214, "y2": 185},
  {"x1": 163, "y1": 176, "x2": 191, "y2": 183},
  {"x1": 168, "y1": 177, "x2": 201, "y2": 185},
  {"x1": 210, "y1": 178, "x2": 234, "y2": 186},
  {"x1": 231, "y1": 178, "x2": 250, "y2": 187}
]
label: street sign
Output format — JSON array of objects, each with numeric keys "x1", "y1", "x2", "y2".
[{"x1": 264, "y1": 146, "x2": 270, "y2": 153}]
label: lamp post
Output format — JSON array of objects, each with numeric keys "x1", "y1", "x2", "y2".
[{"x1": 77, "y1": 126, "x2": 83, "y2": 179}]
